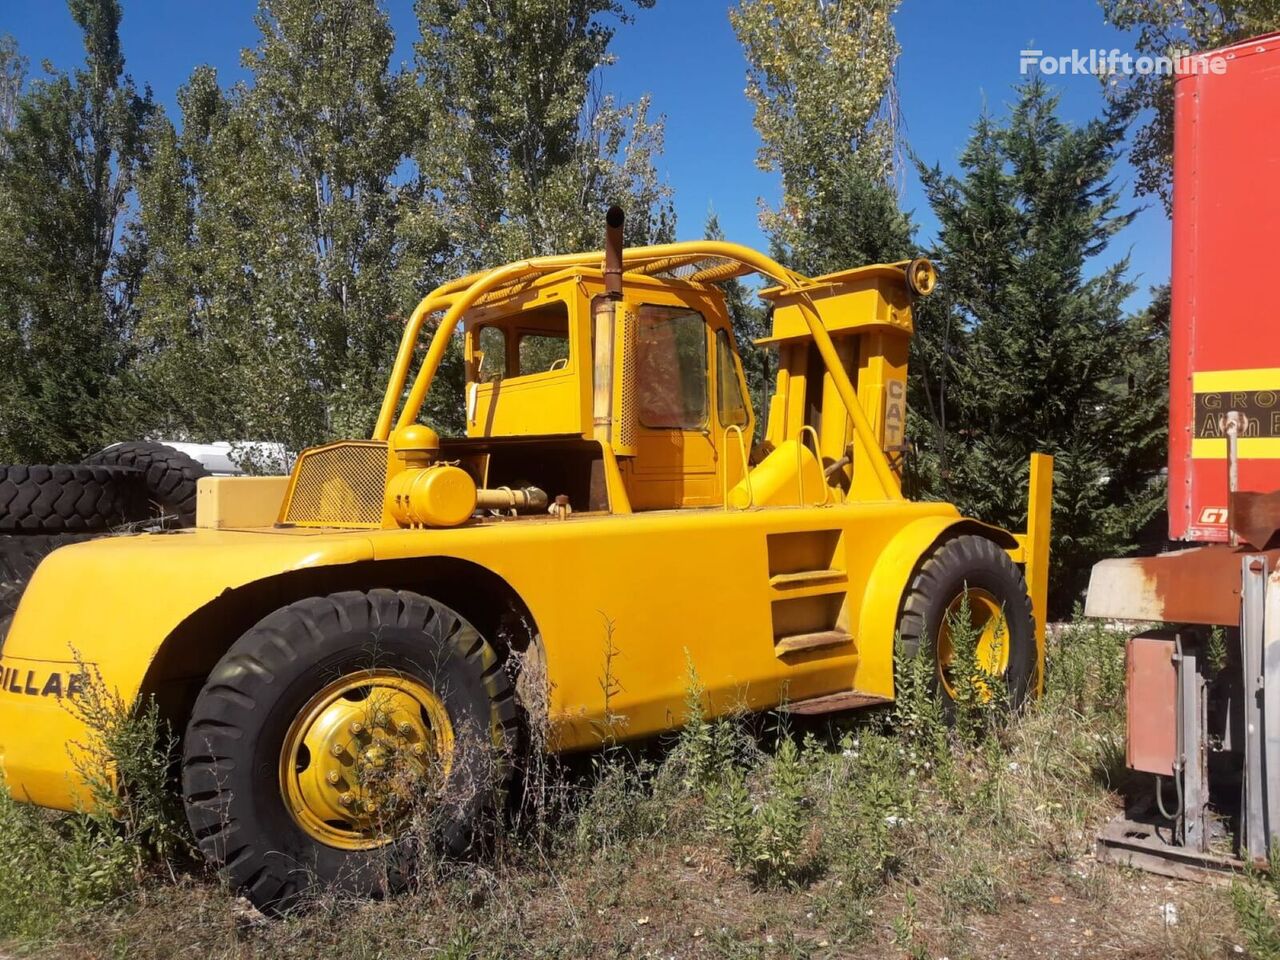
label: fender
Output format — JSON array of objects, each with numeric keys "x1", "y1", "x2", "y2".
[
  {"x1": 854, "y1": 516, "x2": 1019, "y2": 700},
  {"x1": 0, "y1": 529, "x2": 375, "y2": 810}
]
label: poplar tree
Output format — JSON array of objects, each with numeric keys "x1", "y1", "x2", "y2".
[
  {"x1": 0, "y1": 1, "x2": 152, "y2": 461},
  {"x1": 410, "y1": 0, "x2": 673, "y2": 271},
  {"x1": 130, "y1": 0, "x2": 425, "y2": 449},
  {"x1": 730, "y1": 0, "x2": 911, "y2": 275}
]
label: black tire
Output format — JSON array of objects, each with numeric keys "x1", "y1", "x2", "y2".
[
  {"x1": 84, "y1": 442, "x2": 208, "y2": 528},
  {"x1": 182, "y1": 589, "x2": 518, "y2": 913},
  {"x1": 0, "y1": 465, "x2": 141, "y2": 533},
  {"x1": 896, "y1": 534, "x2": 1036, "y2": 715},
  {"x1": 0, "y1": 533, "x2": 101, "y2": 618}
]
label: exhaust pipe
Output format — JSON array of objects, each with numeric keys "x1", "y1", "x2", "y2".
[{"x1": 604, "y1": 205, "x2": 625, "y2": 299}]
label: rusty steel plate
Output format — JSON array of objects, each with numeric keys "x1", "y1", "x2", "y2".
[{"x1": 1087, "y1": 546, "x2": 1280, "y2": 626}]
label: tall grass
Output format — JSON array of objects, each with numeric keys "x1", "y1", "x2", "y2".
[{"x1": 2, "y1": 614, "x2": 1261, "y2": 958}]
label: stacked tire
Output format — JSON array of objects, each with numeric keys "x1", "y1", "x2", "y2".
[{"x1": 0, "y1": 442, "x2": 209, "y2": 620}]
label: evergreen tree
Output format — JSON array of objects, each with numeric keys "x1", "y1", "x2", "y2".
[
  {"x1": 0, "y1": 1, "x2": 152, "y2": 461},
  {"x1": 914, "y1": 80, "x2": 1167, "y2": 610}
]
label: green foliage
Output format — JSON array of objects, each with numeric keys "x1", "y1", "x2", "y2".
[
  {"x1": 0, "y1": 672, "x2": 188, "y2": 941},
  {"x1": 1231, "y1": 845, "x2": 1280, "y2": 960},
  {"x1": 67, "y1": 666, "x2": 191, "y2": 864},
  {"x1": 730, "y1": 0, "x2": 907, "y2": 275},
  {"x1": 412, "y1": 0, "x2": 672, "y2": 268},
  {"x1": 1099, "y1": 0, "x2": 1280, "y2": 212},
  {"x1": 913, "y1": 80, "x2": 1167, "y2": 613},
  {"x1": 0, "y1": 1, "x2": 152, "y2": 461},
  {"x1": 940, "y1": 591, "x2": 1010, "y2": 745},
  {"x1": 0, "y1": 0, "x2": 673, "y2": 460},
  {"x1": 128, "y1": 0, "x2": 420, "y2": 450}
]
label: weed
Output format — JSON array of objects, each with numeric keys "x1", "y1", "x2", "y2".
[{"x1": 0, "y1": 667, "x2": 188, "y2": 939}]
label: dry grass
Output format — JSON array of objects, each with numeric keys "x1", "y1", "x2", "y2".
[{"x1": 0, "y1": 617, "x2": 1268, "y2": 959}]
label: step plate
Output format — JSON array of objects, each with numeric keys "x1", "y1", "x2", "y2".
[
  {"x1": 774, "y1": 630, "x2": 853, "y2": 655},
  {"x1": 784, "y1": 691, "x2": 890, "y2": 716}
]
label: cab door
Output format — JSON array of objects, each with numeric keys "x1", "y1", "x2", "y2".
[
  {"x1": 623, "y1": 304, "x2": 718, "y2": 509},
  {"x1": 714, "y1": 327, "x2": 754, "y2": 497}
]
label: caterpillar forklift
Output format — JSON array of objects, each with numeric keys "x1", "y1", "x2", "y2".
[
  {"x1": 0, "y1": 207, "x2": 1052, "y2": 911},
  {"x1": 1087, "y1": 33, "x2": 1280, "y2": 877}
]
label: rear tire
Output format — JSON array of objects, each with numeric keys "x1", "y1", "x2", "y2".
[
  {"x1": 0, "y1": 465, "x2": 140, "y2": 532},
  {"x1": 896, "y1": 534, "x2": 1036, "y2": 716},
  {"x1": 182, "y1": 589, "x2": 517, "y2": 913},
  {"x1": 84, "y1": 442, "x2": 208, "y2": 527}
]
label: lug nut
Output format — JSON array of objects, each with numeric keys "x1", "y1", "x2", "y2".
[
  {"x1": 397, "y1": 721, "x2": 413, "y2": 737},
  {"x1": 349, "y1": 721, "x2": 365, "y2": 736},
  {"x1": 411, "y1": 743, "x2": 427, "y2": 758},
  {"x1": 374, "y1": 711, "x2": 390, "y2": 728},
  {"x1": 338, "y1": 792, "x2": 354, "y2": 808},
  {"x1": 363, "y1": 800, "x2": 378, "y2": 815},
  {"x1": 326, "y1": 770, "x2": 341, "y2": 786},
  {"x1": 330, "y1": 743, "x2": 345, "y2": 758}
]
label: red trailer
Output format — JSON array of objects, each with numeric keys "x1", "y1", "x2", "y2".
[
  {"x1": 1169, "y1": 32, "x2": 1280, "y2": 543},
  {"x1": 1088, "y1": 33, "x2": 1280, "y2": 878}
]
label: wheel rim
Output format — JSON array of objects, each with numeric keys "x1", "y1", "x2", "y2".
[
  {"x1": 279, "y1": 670, "x2": 454, "y2": 850},
  {"x1": 936, "y1": 588, "x2": 1009, "y2": 698}
]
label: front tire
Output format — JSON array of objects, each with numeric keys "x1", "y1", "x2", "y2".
[
  {"x1": 182, "y1": 589, "x2": 517, "y2": 913},
  {"x1": 896, "y1": 534, "x2": 1036, "y2": 716}
]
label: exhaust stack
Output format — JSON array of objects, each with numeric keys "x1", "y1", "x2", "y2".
[{"x1": 603, "y1": 205, "x2": 625, "y2": 299}]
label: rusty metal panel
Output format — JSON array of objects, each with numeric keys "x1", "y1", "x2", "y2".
[
  {"x1": 1232, "y1": 490, "x2": 1280, "y2": 550},
  {"x1": 1086, "y1": 545, "x2": 1280, "y2": 626},
  {"x1": 1128, "y1": 636, "x2": 1178, "y2": 776}
]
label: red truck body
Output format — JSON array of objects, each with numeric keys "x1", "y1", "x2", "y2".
[{"x1": 1169, "y1": 32, "x2": 1280, "y2": 542}]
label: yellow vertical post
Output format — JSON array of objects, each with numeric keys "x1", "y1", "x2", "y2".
[{"x1": 1024, "y1": 452, "x2": 1054, "y2": 693}]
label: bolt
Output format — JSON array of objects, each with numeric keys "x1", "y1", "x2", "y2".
[
  {"x1": 326, "y1": 770, "x2": 341, "y2": 786},
  {"x1": 411, "y1": 743, "x2": 427, "y2": 758},
  {"x1": 362, "y1": 800, "x2": 378, "y2": 815},
  {"x1": 338, "y1": 792, "x2": 354, "y2": 808},
  {"x1": 374, "y1": 711, "x2": 390, "y2": 728},
  {"x1": 349, "y1": 721, "x2": 365, "y2": 736},
  {"x1": 397, "y1": 721, "x2": 413, "y2": 737},
  {"x1": 329, "y1": 743, "x2": 345, "y2": 758}
]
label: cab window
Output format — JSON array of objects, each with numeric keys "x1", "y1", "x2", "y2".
[
  {"x1": 636, "y1": 306, "x2": 708, "y2": 429},
  {"x1": 716, "y1": 329, "x2": 749, "y2": 427},
  {"x1": 475, "y1": 302, "x2": 569, "y2": 382},
  {"x1": 477, "y1": 326, "x2": 507, "y2": 382},
  {"x1": 518, "y1": 331, "x2": 570, "y2": 373}
]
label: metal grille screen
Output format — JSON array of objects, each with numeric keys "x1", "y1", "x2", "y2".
[{"x1": 282, "y1": 442, "x2": 387, "y2": 527}]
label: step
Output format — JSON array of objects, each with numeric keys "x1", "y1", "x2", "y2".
[
  {"x1": 774, "y1": 630, "x2": 854, "y2": 656},
  {"x1": 768, "y1": 568, "x2": 847, "y2": 589},
  {"x1": 783, "y1": 691, "x2": 891, "y2": 716}
]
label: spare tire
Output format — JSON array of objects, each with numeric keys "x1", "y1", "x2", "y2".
[
  {"x1": 84, "y1": 442, "x2": 208, "y2": 528},
  {"x1": 0, "y1": 465, "x2": 142, "y2": 533},
  {"x1": 0, "y1": 533, "x2": 99, "y2": 619}
]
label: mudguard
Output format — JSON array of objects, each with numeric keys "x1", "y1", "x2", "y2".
[{"x1": 0, "y1": 528, "x2": 374, "y2": 810}]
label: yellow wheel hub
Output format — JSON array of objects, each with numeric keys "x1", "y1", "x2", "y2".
[
  {"x1": 937, "y1": 588, "x2": 1009, "y2": 698},
  {"x1": 279, "y1": 670, "x2": 454, "y2": 850}
]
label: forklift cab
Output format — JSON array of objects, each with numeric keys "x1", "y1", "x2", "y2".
[{"x1": 462, "y1": 270, "x2": 754, "y2": 512}]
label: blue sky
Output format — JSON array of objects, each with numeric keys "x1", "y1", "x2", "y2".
[{"x1": 1, "y1": 0, "x2": 1167, "y2": 308}]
